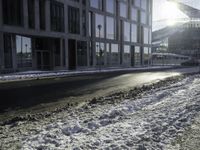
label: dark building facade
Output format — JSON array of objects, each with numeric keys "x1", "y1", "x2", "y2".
[{"x1": 0, "y1": 0, "x2": 152, "y2": 73}]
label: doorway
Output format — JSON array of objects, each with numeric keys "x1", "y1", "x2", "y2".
[
  {"x1": 68, "y1": 39, "x2": 76, "y2": 70},
  {"x1": 36, "y1": 50, "x2": 50, "y2": 70}
]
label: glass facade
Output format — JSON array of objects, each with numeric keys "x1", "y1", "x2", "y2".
[
  {"x1": 0, "y1": 0, "x2": 152, "y2": 72},
  {"x1": 106, "y1": 16, "x2": 115, "y2": 40}
]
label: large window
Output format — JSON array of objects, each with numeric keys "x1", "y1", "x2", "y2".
[
  {"x1": 124, "y1": 21, "x2": 131, "y2": 42},
  {"x1": 2, "y1": 0, "x2": 23, "y2": 26},
  {"x1": 106, "y1": 0, "x2": 114, "y2": 14},
  {"x1": 90, "y1": 0, "x2": 103, "y2": 10},
  {"x1": 82, "y1": 10, "x2": 87, "y2": 36},
  {"x1": 4, "y1": 34, "x2": 13, "y2": 68},
  {"x1": 50, "y1": 1, "x2": 64, "y2": 32},
  {"x1": 111, "y1": 44, "x2": 119, "y2": 65},
  {"x1": 141, "y1": 0, "x2": 147, "y2": 10},
  {"x1": 68, "y1": 6, "x2": 80, "y2": 34},
  {"x1": 95, "y1": 14, "x2": 104, "y2": 38},
  {"x1": 135, "y1": 46, "x2": 141, "y2": 66},
  {"x1": 106, "y1": 16, "x2": 115, "y2": 40},
  {"x1": 124, "y1": 45, "x2": 131, "y2": 65},
  {"x1": 77, "y1": 41, "x2": 87, "y2": 66},
  {"x1": 131, "y1": 7, "x2": 137, "y2": 21},
  {"x1": 28, "y1": 0, "x2": 35, "y2": 29},
  {"x1": 119, "y1": 0, "x2": 128, "y2": 18},
  {"x1": 16, "y1": 35, "x2": 32, "y2": 68},
  {"x1": 131, "y1": 24, "x2": 137, "y2": 43}
]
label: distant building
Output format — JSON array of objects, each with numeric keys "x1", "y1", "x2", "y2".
[
  {"x1": 0, "y1": 0, "x2": 152, "y2": 73},
  {"x1": 168, "y1": 20, "x2": 200, "y2": 60}
]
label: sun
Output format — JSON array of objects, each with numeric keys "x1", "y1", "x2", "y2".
[{"x1": 161, "y1": 1, "x2": 181, "y2": 26}]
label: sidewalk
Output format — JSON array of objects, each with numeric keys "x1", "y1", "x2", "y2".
[{"x1": 0, "y1": 66, "x2": 191, "y2": 82}]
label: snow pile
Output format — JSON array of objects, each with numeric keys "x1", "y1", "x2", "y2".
[{"x1": 1, "y1": 75, "x2": 200, "y2": 149}]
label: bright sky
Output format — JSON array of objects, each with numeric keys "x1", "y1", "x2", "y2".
[{"x1": 153, "y1": 0, "x2": 200, "y2": 30}]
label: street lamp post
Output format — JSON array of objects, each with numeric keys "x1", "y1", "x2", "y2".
[{"x1": 97, "y1": 24, "x2": 102, "y2": 71}]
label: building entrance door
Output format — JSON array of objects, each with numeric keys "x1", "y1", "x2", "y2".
[
  {"x1": 68, "y1": 39, "x2": 76, "y2": 70},
  {"x1": 36, "y1": 50, "x2": 51, "y2": 70}
]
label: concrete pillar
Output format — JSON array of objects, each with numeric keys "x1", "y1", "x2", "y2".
[
  {"x1": 35, "y1": 0, "x2": 40, "y2": 30},
  {"x1": 11, "y1": 35, "x2": 17, "y2": 71},
  {"x1": 45, "y1": 0, "x2": 50, "y2": 32},
  {"x1": 0, "y1": 32, "x2": 4, "y2": 70},
  {"x1": 64, "y1": 38, "x2": 69, "y2": 69},
  {"x1": 23, "y1": 0, "x2": 29, "y2": 29}
]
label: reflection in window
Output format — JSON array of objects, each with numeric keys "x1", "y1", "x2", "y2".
[
  {"x1": 131, "y1": 7, "x2": 137, "y2": 21},
  {"x1": 135, "y1": 0, "x2": 140, "y2": 7},
  {"x1": 106, "y1": 16, "x2": 115, "y2": 40},
  {"x1": 96, "y1": 42, "x2": 105, "y2": 65},
  {"x1": 124, "y1": 45, "x2": 130, "y2": 65},
  {"x1": 95, "y1": 14, "x2": 104, "y2": 38},
  {"x1": 16, "y1": 35, "x2": 32, "y2": 68},
  {"x1": 106, "y1": 43, "x2": 110, "y2": 65},
  {"x1": 119, "y1": 0, "x2": 127, "y2": 18},
  {"x1": 143, "y1": 27, "x2": 149, "y2": 44},
  {"x1": 135, "y1": 46, "x2": 141, "y2": 66},
  {"x1": 124, "y1": 21, "x2": 130, "y2": 42},
  {"x1": 111, "y1": 44, "x2": 119, "y2": 65},
  {"x1": 106, "y1": 0, "x2": 114, "y2": 14},
  {"x1": 77, "y1": 41, "x2": 87, "y2": 66},
  {"x1": 131, "y1": 24, "x2": 137, "y2": 42}
]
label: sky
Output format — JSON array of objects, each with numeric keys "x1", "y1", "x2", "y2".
[{"x1": 153, "y1": 0, "x2": 200, "y2": 30}]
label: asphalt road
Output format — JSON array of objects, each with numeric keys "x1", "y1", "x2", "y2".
[{"x1": 0, "y1": 67, "x2": 198, "y2": 114}]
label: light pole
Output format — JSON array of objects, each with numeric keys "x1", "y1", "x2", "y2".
[{"x1": 97, "y1": 24, "x2": 102, "y2": 71}]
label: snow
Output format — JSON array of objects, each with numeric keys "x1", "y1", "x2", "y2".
[
  {"x1": 1, "y1": 75, "x2": 200, "y2": 149},
  {"x1": 0, "y1": 66, "x2": 178, "y2": 82}
]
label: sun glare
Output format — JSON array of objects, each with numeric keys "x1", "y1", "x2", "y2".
[{"x1": 161, "y1": 1, "x2": 180, "y2": 26}]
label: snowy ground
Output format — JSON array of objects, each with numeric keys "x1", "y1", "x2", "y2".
[
  {"x1": 0, "y1": 66, "x2": 180, "y2": 82},
  {"x1": 1, "y1": 74, "x2": 200, "y2": 150}
]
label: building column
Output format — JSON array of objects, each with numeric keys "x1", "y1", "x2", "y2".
[
  {"x1": 45, "y1": 0, "x2": 50, "y2": 32},
  {"x1": 35, "y1": 0, "x2": 40, "y2": 30},
  {"x1": 64, "y1": 38, "x2": 69, "y2": 69},
  {"x1": 23, "y1": 0, "x2": 29, "y2": 29},
  {"x1": 0, "y1": 32, "x2": 4, "y2": 70}
]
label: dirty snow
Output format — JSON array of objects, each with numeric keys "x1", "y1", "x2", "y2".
[{"x1": 1, "y1": 75, "x2": 200, "y2": 150}]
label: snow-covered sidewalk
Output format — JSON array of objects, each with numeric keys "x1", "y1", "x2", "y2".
[
  {"x1": 1, "y1": 75, "x2": 200, "y2": 150},
  {"x1": 0, "y1": 66, "x2": 178, "y2": 82}
]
